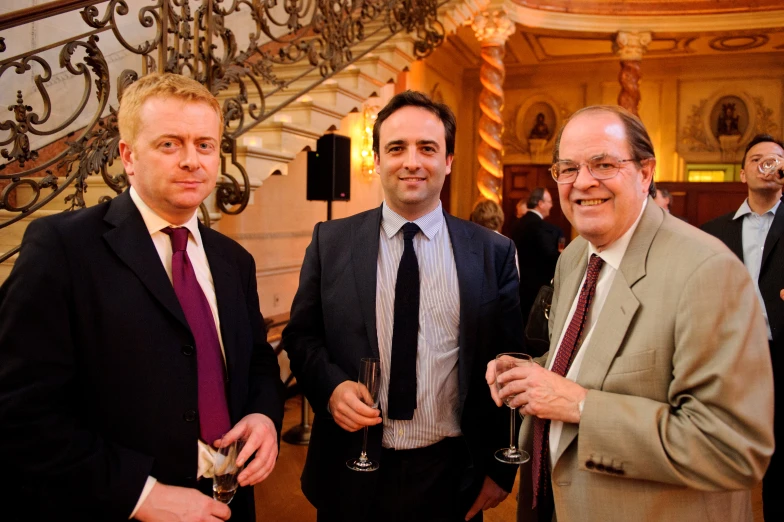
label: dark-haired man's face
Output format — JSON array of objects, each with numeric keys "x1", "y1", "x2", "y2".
[
  {"x1": 375, "y1": 106, "x2": 453, "y2": 221},
  {"x1": 741, "y1": 141, "x2": 784, "y2": 194}
]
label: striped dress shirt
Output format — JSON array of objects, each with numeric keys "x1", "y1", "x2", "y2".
[{"x1": 376, "y1": 202, "x2": 462, "y2": 449}]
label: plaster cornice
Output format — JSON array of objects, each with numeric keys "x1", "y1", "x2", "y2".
[{"x1": 505, "y1": 1, "x2": 784, "y2": 33}]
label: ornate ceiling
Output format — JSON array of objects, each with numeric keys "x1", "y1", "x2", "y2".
[
  {"x1": 512, "y1": 0, "x2": 783, "y2": 16},
  {"x1": 442, "y1": 0, "x2": 784, "y2": 69}
]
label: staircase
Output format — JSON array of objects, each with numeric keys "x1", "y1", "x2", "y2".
[{"x1": 0, "y1": 0, "x2": 488, "y2": 283}]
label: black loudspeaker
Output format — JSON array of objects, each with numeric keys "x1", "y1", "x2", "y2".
[{"x1": 307, "y1": 134, "x2": 351, "y2": 201}]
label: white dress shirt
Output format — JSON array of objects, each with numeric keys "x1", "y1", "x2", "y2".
[
  {"x1": 734, "y1": 198, "x2": 780, "y2": 340},
  {"x1": 128, "y1": 187, "x2": 226, "y2": 517},
  {"x1": 547, "y1": 199, "x2": 648, "y2": 467},
  {"x1": 376, "y1": 202, "x2": 462, "y2": 449}
]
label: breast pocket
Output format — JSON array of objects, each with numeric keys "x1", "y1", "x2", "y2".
[
  {"x1": 602, "y1": 350, "x2": 660, "y2": 399},
  {"x1": 606, "y1": 350, "x2": 656, "y2": 375}
]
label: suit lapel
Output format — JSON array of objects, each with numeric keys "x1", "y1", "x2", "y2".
[
  {"x1": 103, "y1": 191, "x2": 189, "y2": 330},
  {"x1": 545, "y1": 242, "x2": 588, "y2": 369},
  {"x1": 761, "y1": 198, "x2": 784, "y2": 270},
  {"x1": 553, "y1": 201, "x2": 659, "y2": 466},
  {"x1": 444, "y1": 213, "x2": 482, "y2": 411},
  {"x1": 202, "y1": 229, "x2": 241, "y2": 376},
  {"x1": 723, "y1": 215, "x2": 744, "y2": 262},
  {"x1": 352, "y1": 207, "x2": 383, "y2": 358}
]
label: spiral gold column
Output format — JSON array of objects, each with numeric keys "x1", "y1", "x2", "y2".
[
  {"x1": 472, "y1": 10, "x2": 514, "y2": 204},
  {"x1": 613, "y1": 32, "x2": 651, "y2": 117}
]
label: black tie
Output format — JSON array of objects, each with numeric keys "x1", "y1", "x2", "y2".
[{"x1": 387, "y1": 222, "x2": 421, "y2": 420}]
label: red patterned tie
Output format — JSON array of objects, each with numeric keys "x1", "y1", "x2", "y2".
[
  {"x1": 531, "y1": 253, "x2": 604, "y2": 508},
  {"x1": 163, "y1": 227, "x2": 232, "y2": 444}
]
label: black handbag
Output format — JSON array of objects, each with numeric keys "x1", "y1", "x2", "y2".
[{"x1": 524, "y1": 283, "x2": 553, "y2": 357}]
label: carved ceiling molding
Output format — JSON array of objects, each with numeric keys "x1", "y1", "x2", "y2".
[
  {"x1": 523, "y1": 33, "x2": 697, "y2": 63},
  {"x1": 613, "y1": 31, "x2": 652, "y2": 61},
  {"x1": 440, "y1": 0, "x2": 492, "y2": 34},
  {"x1": 709, "y1": 35, "x2": 769, "y2": 52},
  {"x1": 505, "y1": 1, "x2": 784, "y2": 33},
  {"x1": 511, "y1": 0, "x2": 783, "y2": 17}
]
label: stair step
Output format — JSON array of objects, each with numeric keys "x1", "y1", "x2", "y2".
[{"x1": 244, "y1": 120, "x2": 324, "y2": 155}]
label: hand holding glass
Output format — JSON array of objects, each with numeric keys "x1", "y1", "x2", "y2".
[
  {"x1": 495, "y1": 353, "x2": 533, "y2": 464},
  {"x1": 346, "y1": 357, "x2": 381, "y2": 472},
  {"x1": 213, "y1": 438, "x2": 245, "y2": 504}
]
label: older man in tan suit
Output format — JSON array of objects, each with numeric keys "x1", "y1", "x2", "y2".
[{"x1": 488, "y1": 106, "x2": 774, "y2": 522}]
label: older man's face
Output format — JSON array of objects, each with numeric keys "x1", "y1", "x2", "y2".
[{"x1": 557, "y1": 111, "x2": 654, "y2": 250}]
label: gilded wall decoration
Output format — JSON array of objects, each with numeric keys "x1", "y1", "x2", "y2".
[
  {"x1": 752, "y1": 96, "x2": 779, "y2": 136},
  {"x1": 502, "y1": 98, "x2": 567, "y2": 163},
  {"x1": 682, "y1": 99, "x2": 717, "y2": 152},
  {"x1": 681, "y1": 93, "x2": 780, "y2": 156}
]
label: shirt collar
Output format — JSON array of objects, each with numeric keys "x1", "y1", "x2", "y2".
[
  {"x1": 381, "y1": 201, "x2": 444, "y2": 240},
  {"x1": 129, "y1": 186, "x2": 203, "y2": 247},
  {"x1": 588, "y1": 199, "x2": 648, "y2": 271},
  {"x1": 733, "y1": 198, "x2": 781, "y2": 220},
  {"x1": 530, "y1": 210, "x2": 543, "y2": 220}
]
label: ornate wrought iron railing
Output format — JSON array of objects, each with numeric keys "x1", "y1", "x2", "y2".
[{"x1": 0, "y1": 0, "x2": 447, "y2": 262}]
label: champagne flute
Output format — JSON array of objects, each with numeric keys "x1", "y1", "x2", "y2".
[
  {"x1": 494, "y1": 352, "x2": 533, "y2": 464},
  {"x1": 212, "y1": 438, "x2": 246, "y2": 504},
  {"x1": 346, "y1": 357, "x2": 381, "y2": 472}
]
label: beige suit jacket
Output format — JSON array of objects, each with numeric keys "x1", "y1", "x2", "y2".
[{"x1": 517, "y1": 200, "x2": 774, "y2": 522}]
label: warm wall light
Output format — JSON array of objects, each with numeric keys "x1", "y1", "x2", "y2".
[{"x1": 360, "y1": 105, "x2": 377, "y2": 182}]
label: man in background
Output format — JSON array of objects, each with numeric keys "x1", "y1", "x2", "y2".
[
  {"x1": 284, "y1": 91, "x2": 522, "y2": 522},
  {"x1": 0, "y1": 73, "x2": 284, "y2": 522},
  {"x1": 512, "y1": 187, "x2": 564, "y2": 341},
  {"x1": 489, "y1": 106, "x2": 773, "y2": 522},
  {"x1": 702, "y1": 133, "x2": 784, "y2": 520},
  {"x1": 653, "y1": 187, "x2": 671, "y2": 211}
]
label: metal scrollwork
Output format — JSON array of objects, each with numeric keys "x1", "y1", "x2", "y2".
[{"x1": 0, "y1": 0, "x2": 451, "y2": 262}]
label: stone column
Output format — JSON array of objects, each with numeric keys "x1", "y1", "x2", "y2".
[
  {"x1": 472, "y1": 10, "x2": 514, "y2": 204},
  {"x1": 613, "y1": 31, "x2": 651, "y2": 116}
]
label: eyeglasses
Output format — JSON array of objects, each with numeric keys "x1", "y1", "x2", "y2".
[{"x1": 551, "y1": 156, "x2": 638, "y2": 184}]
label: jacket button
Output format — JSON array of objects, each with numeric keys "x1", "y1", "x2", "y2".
[
  {"x1": 183, "y1": 410, "x2": 197, "y2": 422},
  {"x1": 596, "y1": 463, "x2": 605, "y2": 472},
  {"x1": 182, "y1": 345, "x2": 195, "y2": 356},
  {"x1": 585, "y1": 460, "x2": 595, "y2": 470}
]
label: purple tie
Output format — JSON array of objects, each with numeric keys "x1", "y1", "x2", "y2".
[
  {"x1": 532, "y1": 253, "x2": 604, "y2": 508},
  {"x1": 162, "y1": 227, "x2": 231, "y2": 444}
]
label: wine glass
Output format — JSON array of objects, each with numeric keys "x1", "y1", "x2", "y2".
[
  {"x1": 212, "y1": 438, "x2": 245, "y2": 504},
  {"x1": 758, "y1": 155, "x2": 784, "y2": 179},
  {"x1": 494, "y1": 352, "x2": 533, "y2": 464},
  {"x1": 346, "y1": 357, "x2": 381, "y2": 472}
]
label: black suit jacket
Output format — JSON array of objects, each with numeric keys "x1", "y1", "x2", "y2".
[
  {"x1": 511, "y1": 212, "x2": 562, "y2": 328},
  {"x1": 0, "y1": 191, "x2": 284, "y2": 521},
  {"x1": 282, "y1": 206, "x2": 523, "y2": 513},
  {"x1": 701, "y1": 200, "x2": 784, "y2": 428}
]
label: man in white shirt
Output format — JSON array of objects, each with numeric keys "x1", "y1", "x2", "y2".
[
  {"x1": 487, "y1": 106, "x2": 774, "y2": 522},
  {"x1": 702, "y1": 134, "x2": 784, "y2": 521},
  {"x1": 284, "y1": 91, "x2": 523, "y2": 522},
  {"x1": 0, "y1": 73, "x2": 284, "y2": 522}
]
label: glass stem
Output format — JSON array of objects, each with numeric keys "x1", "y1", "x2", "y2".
[
  {"x1": 509, "y1": 407, "x2": 517, "y2": 451},
  {"x1": 361, "y1": 425, "x2": 369, "y2": 460}
]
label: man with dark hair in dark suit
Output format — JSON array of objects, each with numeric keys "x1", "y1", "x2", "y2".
[
  {"x1": 0, "y1": 73, "x2": 284, "y2": 522},
  {"x1": 702, "y1": 133, "x2": 784, "y2": 521},
  {"x1": 283, "y1": 90, "x2": 523, "y2": 522},
  {"x1": 511, "y1": 187, "x2": 564, "y2": 343}
]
